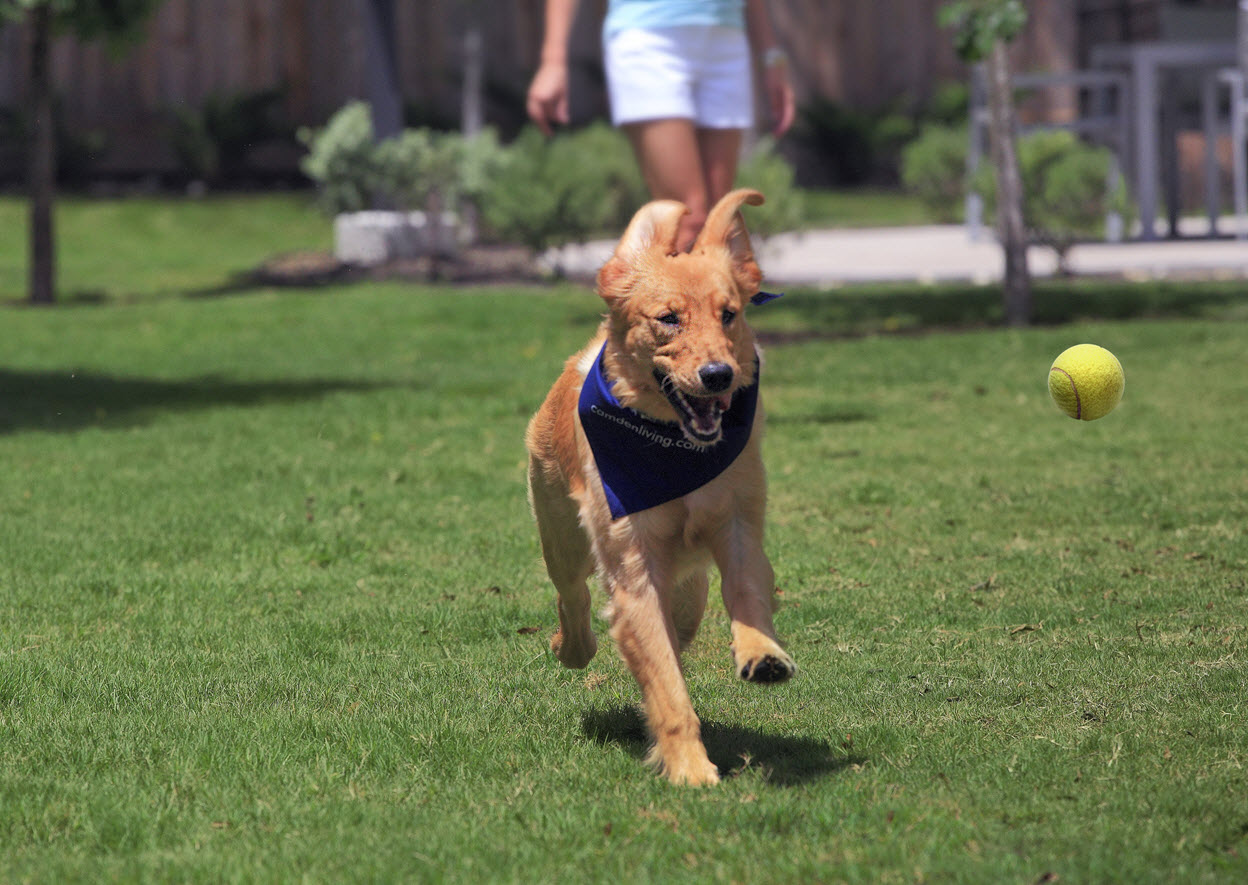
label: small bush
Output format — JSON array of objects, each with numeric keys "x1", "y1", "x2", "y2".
[
  {"x1": 458, "y1": 127, "x2": 507, "y2": 209},
  {"x1": 901, "y1": 124, "x2": 1130, "y2": 259},
  {"x1": 553, "y1": 121, "x2": 648, "y2": 233},
  {"x1": 301, "y1": 112, "x2": 804, "y2": 260},
  {"x1": 926, "y1": 82, "x2": 972, "y2": 127},
  {"x1": 793, "y1": 87, "x2": 969, "y2": 188},
  {"x1": 792, "y1": 97, "x2": 880, "y2": 187},
  {"x1": 298, "y1": 102, "x2": 379, "y2": 215},
  {"x1": 975, "y1": 129, "x2": 1130, "y2": 271},
  {"x1": 480, "y1": 126, "x2": 614, "y2": 257},
  {"x1": 169, "y1": 88, "x2": 289, "y2": 185},
  {"x1": 478, "y1": 123, "x2": 646, "y2": 258},
  {"x1": 1025, "y1": 131, "x2": 1130, "y2": 255},
  {"x1": 734, "y1": 136, "x2": 804, "y2": 240},
  {"x1": 477, "y1": 124, "x2": 804, "y2": 258},
  {"x1": 298, "y1": 102, "x2": 505, "y2": 220},
  {"x1": 900, "y1": 124, "x2": 968, "y2": 223},
  {"x1": 0, "y1": 100, "x2": 108, "y2": 188}
]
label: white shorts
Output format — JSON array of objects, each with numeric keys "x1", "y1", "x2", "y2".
[{"x1": 603, "y1": 25, "x2": 754, "y2": 129}]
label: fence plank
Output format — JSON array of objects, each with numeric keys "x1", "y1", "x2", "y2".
[{"x1": 0, "y1": 0, "x2": 1092, "y2": 179}]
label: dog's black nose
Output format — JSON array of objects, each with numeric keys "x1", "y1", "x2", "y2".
[{"x1": 698, "y1": 362, "x2": 734, "y2": 394}]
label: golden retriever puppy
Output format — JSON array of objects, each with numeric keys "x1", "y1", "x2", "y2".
[{"x1": 526, "y1": 189, "x2": 793, "y2": 786}]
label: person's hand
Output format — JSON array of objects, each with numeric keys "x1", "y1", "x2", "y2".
[
  {"x1": 526, "y1": 61, "x2": 570, "y2": 136},
  {"x1": 763, "y1": 59, "x2": 795, "y2": 138}
]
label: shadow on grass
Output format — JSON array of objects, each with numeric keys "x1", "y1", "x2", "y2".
[
  {"x1": 0, "y1": 369, "x2": 406, "y2": 435},
  {"x1": 766, "y1": 407, "x2": 873, "y2": 426},
  {"x1": 754, "y1": 278, "x2": 1248, "y2": 344},
  {"x1": 581, "y1": 705, "x2": 859, "y2": 787}
]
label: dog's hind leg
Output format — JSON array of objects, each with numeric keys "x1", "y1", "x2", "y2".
[
  {"x1": 529, "y1": 461, "x2": 598, "y2": 669},
  {"x1": 670, "y1": 570, "x2": 709, "y2": 651}
]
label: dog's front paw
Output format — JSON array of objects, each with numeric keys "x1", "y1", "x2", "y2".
[
  {"x1": 647, "y1": 745, "x2": 721, "y2": 787},
  {"x1": 730, "y1": 627, "x2": 796, "y2": 684},
  {"x1": 668, "y1": 759, "x2": 721, "y2": 787},
  {"x1": 737, "y1": 652, "x2": 796, "y2": 684}
]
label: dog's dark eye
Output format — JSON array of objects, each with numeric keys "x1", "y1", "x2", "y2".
[
  {"x1": 722, "y1": 309, "x2": 737, "y2": 326},
  {"x1": 656, "y1": 312, "x2": 680, "y2": 327}
]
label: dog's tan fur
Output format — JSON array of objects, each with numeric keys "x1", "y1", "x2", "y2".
[{"x1": 526, "y1": 189, "x2": 794, "y2": 786}]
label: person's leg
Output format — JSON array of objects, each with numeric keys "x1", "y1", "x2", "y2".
[
  {"x1": 622, "y1": 118, "x2": 709, "y2": 251},
  {"x1": 696, "y1": 127, "x2": 744, "y2": 207},
  {"x1": 687, "y1": 24, "x2": 750, "y2": 225}
]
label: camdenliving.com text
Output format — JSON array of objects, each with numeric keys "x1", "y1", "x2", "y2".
[{"x1": 588, "y1": 405, "x2": 710, "y2": 452}]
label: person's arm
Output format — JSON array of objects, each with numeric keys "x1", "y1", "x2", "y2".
[
  {"x1": 744, "y1": 0, "x2": 795, "y2": 137},
  {"x1": 526, "y1": 0, "x2": 582, "y2": 135}
]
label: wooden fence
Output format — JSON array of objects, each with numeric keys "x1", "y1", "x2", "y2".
[{"x1": 0, "y1": 0, "x2": 1084, "y2": 180}]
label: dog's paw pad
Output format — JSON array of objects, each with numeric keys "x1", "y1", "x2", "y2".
[{"x1": 739, "y1": 655, "x2": 796, "y2": 684}]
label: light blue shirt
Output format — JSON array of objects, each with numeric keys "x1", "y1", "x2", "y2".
[{"x1": 604, "y1": 0, "x2": 745, "y2": 36}]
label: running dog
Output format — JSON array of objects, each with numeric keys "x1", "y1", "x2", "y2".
[{"x1": 525, "y1": 188, "x2": 794, "y2": 786}]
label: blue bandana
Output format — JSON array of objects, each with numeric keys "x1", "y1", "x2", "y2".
[{"x1": 577, "y1": 291, "x2": 781, "y2": 519}]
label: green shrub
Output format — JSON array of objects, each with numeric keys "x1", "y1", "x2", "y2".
[
  {"x1": 900, "y1": 124, "x2": 968, "y2": 223},
  {"x1": 792, "y1": 86, "x2": 967, "y2": 188},
  {"x1": 557, "y1": 121, "x2": 648, "y2": 232},
  {"x1": 926, "y1": 81, "x2": 972, "y2": 126},
  {"x1": 168, "y1": 88, "x2": 289, "y2": 185},
  {"x1": 901, "y1": 124, "x2": 1130, "y2": 257},
  {"x1": 0, "y1": 100, "x2": 108, "y2": 188},
  {"x1": 792, "y1": 97, "x2": 881, "y2": 187},
  {"x1": 975, "y1": 129, "x2": 1130, "y2": 271},
  {"x1": 476, "y1": 124, "x2": 803, "y2": 258},
  {"x1": 457, "y1": 127, "x2": 507, "y2": 209},
  {"x1": 372, "y1": 128, "x2": 441, "y2": 210},
  {"x1": 479, "y1": 126, "x2": 610, "y2": 258},
  {"x1": 734, "y1": 136, "x2": 804, "y2": 240},
  {"x1": 298, "y1": 102, "x2": 505, "y2": 220},
  {"x1": 298, "y1": 101, "x2": 379, "y2": 215},
  {"x1": 300, "y1": 115, "x2": 803, "y2": 259},
  {"x1": 1026, "y1": 131, "x2": 1130, "y2": 255},
  {"x1": 478, "y1": 123, "x2": 646, "y2": 259}
]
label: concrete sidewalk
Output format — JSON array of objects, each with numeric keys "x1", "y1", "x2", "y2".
[{"x1": 545, "y1": 220, "x2": 1248, "y2": 287}]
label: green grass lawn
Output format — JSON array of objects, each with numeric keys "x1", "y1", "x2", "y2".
[
  {"x1": 799, "y1": 187, "x2": 941, "y2": 229},
  {"x1": 1, "y1": 196, "x2": 1246, "y2": 882},
  {"x1": 0, "y1": 194, "x2": 330, "y2": 303},
  {"x1": 3, "y1": 281, "x2": 1246, "y2": 883},
  {"x1": 0, "y1": 189, "x2": 931, "y2": 306}
]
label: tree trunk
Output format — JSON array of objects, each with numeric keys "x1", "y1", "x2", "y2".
[
  {"x1": 361, "y1": 0, "x2": 402, "y2": 142},
  {"x1": 986, "y1": 39, "x2": 1030, "y2": 327},
  {"x1": 28, "y1": 2, "x2": 56, "y2": 305},
  {"x1": 462, "y1": 26, "x2": 483, "y2": 137}
]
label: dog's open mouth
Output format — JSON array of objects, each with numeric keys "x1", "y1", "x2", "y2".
[{"x1": 655, "y1": 372, "x2": 733, "y2": 446}]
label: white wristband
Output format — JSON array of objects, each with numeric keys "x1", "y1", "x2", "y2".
[{"x1": 763, "y1": 47, "x2": 788, "y2": 69}]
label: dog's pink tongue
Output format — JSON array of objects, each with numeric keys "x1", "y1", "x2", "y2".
[
  {"x1": 688, "y1": 396, "x2": 724, "y2": 433},
  {"x1": 716, "y1": 393, "x2": 733, "y2": 411}
]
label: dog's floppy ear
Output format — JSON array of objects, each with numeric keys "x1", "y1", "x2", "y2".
[
  {"x1": 693, "y1": 188, "x2": 764, "y2": 293},
  {"x1": 597, "y1": 200, "x2": 687, "y2": 300}
]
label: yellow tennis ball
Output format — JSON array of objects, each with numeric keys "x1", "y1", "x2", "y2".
[{"x1": 1048, "y1": 344, "x2": 1124, "y2": 421}]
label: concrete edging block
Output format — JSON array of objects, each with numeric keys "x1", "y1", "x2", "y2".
[{"x1": 333, "y1": 210, "x2": 462, "y2": 266}]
